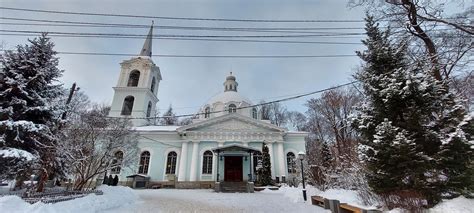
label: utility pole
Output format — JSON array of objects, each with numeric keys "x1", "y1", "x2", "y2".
[{"x1": 62, "y1": 82, "x2": 78, "y2": 120}]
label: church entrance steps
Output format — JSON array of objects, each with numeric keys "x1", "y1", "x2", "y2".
[{"x1": 220, "y1": 182, "x2": 249, "y2": 193}]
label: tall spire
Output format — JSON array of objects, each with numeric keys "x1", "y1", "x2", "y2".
[{"x1": 139, "y1": 21, "x2": 153, "y2": 57}]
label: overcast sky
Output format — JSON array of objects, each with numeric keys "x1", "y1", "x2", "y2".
[{"x1": 1, "y1": 0, "x2": 371, "y2": 115}]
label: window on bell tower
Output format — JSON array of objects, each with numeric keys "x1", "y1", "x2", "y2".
[
  {"x1": 146, "y1": 101, "x2": 152, "y2": 118},
  {"x1": 127, "y1": 70, "x2": 140, "y2": 87},
  {"x1": 121, "y1": 96, "x2": 135, "y2": 115},
  {"x1": 151, "y1": 77, "x2": 156, "y2": 93}
]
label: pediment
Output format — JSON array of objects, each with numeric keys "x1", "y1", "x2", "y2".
[{"x1": 177, "y1": 114, "x2": 286, "y2": 133}]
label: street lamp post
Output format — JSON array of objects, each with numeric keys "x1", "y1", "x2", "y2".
[{"x1": 298, "y1": 152, "x2": 307, "y2": 201}]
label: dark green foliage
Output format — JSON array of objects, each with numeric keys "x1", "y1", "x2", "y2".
[
  {"x1": 260, "y1": 143, "x2": 272, "y2": 186},
  {"x1": 108, "y1": 175, "x2": 113, "y2": 186},
  {"x1": 103, "y1": 175, "x2": 108, "y2": 185},
  {"x1": 352, "y1": 15, "x2": 473, "y2": 206},
  {"x1": 0, "y1": 33, "x2": 64, "y2": 181},
  {"x1": 321, "y1": 142, "x2": 331, "y2": 169},
  {"x1": 113, "y1": 175, "x2": 119, "y2": 186}
]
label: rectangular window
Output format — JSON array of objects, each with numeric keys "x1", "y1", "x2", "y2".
[{"x1": 202, "y1": 151, "x2": 213, "y2": 174}]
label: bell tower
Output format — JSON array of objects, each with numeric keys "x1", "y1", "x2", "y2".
[{"x1": 109, "y1": 23, "x2": 162, "y2": 126}]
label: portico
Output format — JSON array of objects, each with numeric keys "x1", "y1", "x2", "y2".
[{"x1": 211, "y1": 144, "x2": 260, "y2": 182}]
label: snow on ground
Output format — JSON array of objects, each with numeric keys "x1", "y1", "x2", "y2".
[
  {"x1": 106, "y1": 187, "x2": 328, "y2": 213},
  {"x1": 2, "y1": 184, "x2": 471, "y2": 213},
  {"x1": 0, "y1": 186, "x2": 137, "y2": 213},
  {"x1": 430, "y1": 196, "x2": 474, "y2": 213},
  {"x1": 315, "y1": 188, "x2": 376, "y2": 208}
]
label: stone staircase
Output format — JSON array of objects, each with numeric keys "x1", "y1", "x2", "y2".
[{"x1": 220, "y1": 182, "x2": 248, "y2": 193}]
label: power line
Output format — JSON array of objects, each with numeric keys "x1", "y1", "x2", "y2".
[
  {"x1": 0, "y1": 17, "x2": 369, "y2": 31},
  {"x1": 0, "y1": 22, "x2": 366, "y2": 34},
  {"x1": 56, "y1": 52, "x2": 358, "y2": 58},
  {"x1": 0, "y1": 6, "x2": 367, "y2": 23},
  {"x1": 108, "y1": 81, "x2": 356, "y2": 120},
  {"x1": 0, "y1": 29, "x2": 367, "y2": 38},
  {"x1": 0, "y1": 33, "x2": 363, "y2": 45}
]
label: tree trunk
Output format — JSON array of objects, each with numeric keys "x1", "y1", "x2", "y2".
[{"x1": 36, "y1": 168, "x2": 48, "y2": 192}]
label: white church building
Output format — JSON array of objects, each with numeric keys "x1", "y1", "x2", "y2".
[{"x1": 106, "y1": 24, "x2": 308, "y2": 191}]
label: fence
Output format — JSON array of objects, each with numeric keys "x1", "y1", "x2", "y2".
[{"x1": 0, "y1": 188, "x2": 103, "y2": 204}]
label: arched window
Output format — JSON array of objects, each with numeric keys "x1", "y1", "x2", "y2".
[
  {"x1": 121, "y1": 96, "x2": 134, "y2": 115},
  {"x1": 150, "y1": 77, "x2": 156, "y2": 93},
  {"x1": 228, "y1": 104, "x2": 236, "y2": 113},
  {"x1": 138, "y1": 151, "x2": 150, "y2": 174},
  {"x1": 166, "y1": 151, "x2": 177, "y2": 174},
  {"x1": 253, "y1": 151, "x2": 263, "y2": 173},
  {"x1": 127, "y1": 70, "x2": 140, "y2": 87},
  {"x1": 204, "y1": 107, "x2": 210, "y2": 118},
  {"x1": 287, "y1": 152, "x2": 297, "y2": 173},
  {"x1": 111, "y1": 151, "x2": 123, "y2": 174},
  {"x1": 202, "y1": 151, "x2": 213, "y2": 174},
  {"x1": 252, "y1": 107, "x2": 258, "y2": 119},
  {"x1": 146, "y1": 102, "x2": 152, "y2": 118}
]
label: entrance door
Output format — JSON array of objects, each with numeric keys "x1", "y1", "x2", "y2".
[{"x1": 224, "y1": 156, "x2": 243, "y2": 182}]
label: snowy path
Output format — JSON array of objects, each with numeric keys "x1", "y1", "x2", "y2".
[{"x1": 106, "y1": 189, "x2": 328, "y2": 213}]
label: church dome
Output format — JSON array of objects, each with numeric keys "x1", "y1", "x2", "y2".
[
  {"x1": 197, "y1": 73, "x2": 256, "y2": 120},
  {"x1": 207, "y1": 90, "x2": 252, "y2": 106}
]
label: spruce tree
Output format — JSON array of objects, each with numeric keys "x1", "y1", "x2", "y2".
[
  {"x1": 113, "y1": 175, "x2": 119, "y2": 186},
  {"x1": 352, "y1": 15, "x2": 473, "y2": 206},
  {"x1": 260, "y1": 143, "x2": 272, "y2": 186},
  {"x1": 103, "y1": 175, "x2": 109, "y2": 185},
  {"x1": 0, "y1": 34, "x2": 64, "y2": 190},
  {"x1": 160, "y1": 105, "x2": 178, "y2": 125},
  {"x1": 108, "y1": 175, "x2": 113, "y2": 186}
]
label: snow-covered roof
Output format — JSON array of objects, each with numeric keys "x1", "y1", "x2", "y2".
[
  {"x1": 206, "y1": 91, "x2": 252, "y2": 106},
  {"x1": 133, "y1": 125, "x2": 180, "y2": 132}
]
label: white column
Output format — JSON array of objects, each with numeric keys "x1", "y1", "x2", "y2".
[
  {"x1": 189, "y1": 141, "x2": 200, "y2": 181},
  {"x1": 178, "y1": 141, "x2": 189, "y2": 181},
  {"x1": 276, "y1": 142, "x2": 286, "y2": 179},
  {"x1": 267, "y1": 142, "x2": 276, "y2": 179}
]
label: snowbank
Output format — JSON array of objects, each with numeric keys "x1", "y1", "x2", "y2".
[
  {"x1": 274, "y1": 185, "x2": 377, "y2": 209},
  {"x1": 317, "y1": 189, "x2": 370, "y2": 208},
  {"x1": 0, "y1": 186, "x2": 137, "y2": 213},
  {"x1": 430, "y1": 196, "x2": 474, "y2": 213}
]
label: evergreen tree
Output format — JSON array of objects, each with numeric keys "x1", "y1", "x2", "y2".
[
  {"x1": 107, "y1": 175, "x2": 113, "y2": 186},
  {"x1": 113, "y1": 175, "x2": 119, "y2": 186},
  {"x1": 102, "y1": 175, "x2": 109, "y2": 185},
  {"x1": 0, "y1": 34, "x2": 64, "y2": 191},
  {"x1": 321, "y1": 142, "x2": 331, "y2": 169},
  {"x1": 260, "y1": 143, "x2": 272, "y2": 186},
  {"x1": 160, "y1": 105, "x2": 178, "y2": 125},
  {"x1": 352, "y1": 15, "x2": 473, "y2": 206}
]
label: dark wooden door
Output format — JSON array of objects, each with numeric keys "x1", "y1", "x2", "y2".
[{"x1": 224, "y1": 156, "x2": 243, "y2": 182}]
